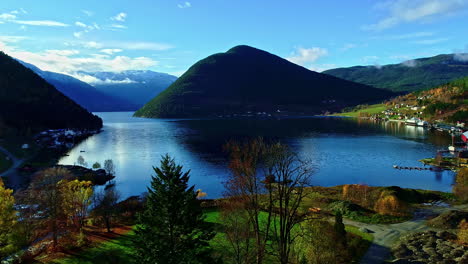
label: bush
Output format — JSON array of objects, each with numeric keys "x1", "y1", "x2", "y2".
[
  {"x1": 458, "y1": 219, "x2": 468, "y2": 245},
  {"x1": 373, "y1": 191, "x2": 408, "y2": 216},
  {"x1": 453, "y1": 168, "x2": 468, "y2": 202}
]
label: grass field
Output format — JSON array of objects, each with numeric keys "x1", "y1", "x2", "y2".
[{"x1": 334, "y1": 104, "x2": 387, "y2": 117}]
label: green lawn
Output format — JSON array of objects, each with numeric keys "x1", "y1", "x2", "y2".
[
  {"x1": 334, "y1": 104, "x2": 387, "y2": 117},
  {"x1": 49, "y1": 231, "x2": 136, "y2": 264}
]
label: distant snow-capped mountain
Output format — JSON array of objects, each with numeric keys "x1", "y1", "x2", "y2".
[
  {"x1": 18, "y1": 60, "x2": 138, "y2": 112},
  {"x1": 78, "y1": 70, "x2": 178, "y2": 107}
]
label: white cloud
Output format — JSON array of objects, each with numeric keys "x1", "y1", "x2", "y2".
[
  {"x1": 4, "y1": 44, "x2": 157, "y2": 76},
  {"x1": 111, "y1": 12, "x2": 127, "y2": 22},
  {"x1": 83, "y1": 41, "x2": 103, "y2": 49},
  {"x1": 0, "y1": 13, "x2": 16, "y2": 20},
  {"x1": 73, "y1": 74, "x2": 137, "y2": 85},
  {"x1": 387, "y1": 31, "x2": 435, "y2": 40},
  {"x1": 13, "y1": 20, "x2": 69, "y2": 27},
  {"x1": 178, "y1": 2, "x2": 192, "y2": 8},
  {"x1": 411, "y1": 38, "x2": 448, "y2": 45},
  {"x1": 361, "y1": 55, "x2": 380, "y2": 66},
  {"x1": 110, "y1": 41, "x2": 173, "y2": 51},
  {"x1": 286, "y1": 47, "x2": 328, "y2": 66},
  {"x1": 454, "y1": 45, "x2": 468, "y2": 61},
  {"x1": 82, "y1": 10, "x2": 93, "y2": 17},
  {"x1": 401, "y1": 59, "x2": 419, "y2": 67},
  {"x1": 0, "y1": 36, "x2": 28, "y2": 43},
  {"x1": 363, "y1": 0, "x2": 468, "y2": 31},
  {"x1": 75, "y1": 21, "x2": 87, "y2": 28},
  {"x1": 109, "y1": 24, "x2": 127, "y2": 30},
  {"x1": 73, "y1": 32, "x2": 83, "y2": 38},
  {"x1": 100, "y1": 48, "x2": 123, "y2": 55}
]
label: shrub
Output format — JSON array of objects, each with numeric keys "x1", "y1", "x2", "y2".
[
  {"x1": 373, "y1": 191, "x2": 408, "y2": 216},
  {"x1": 458, "y1": 219, "x2": 468, "y2": 245},
  {"x1": 453, "y1": 168, "x2": 468, "y2": 202}
]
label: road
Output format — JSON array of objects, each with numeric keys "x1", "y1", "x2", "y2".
[
  {"x1": 0, "y1": 146, "x2": 24, "y2": 188},
  {"x1": 351, "y1": 204, "x2": 468, "y2": 264}
]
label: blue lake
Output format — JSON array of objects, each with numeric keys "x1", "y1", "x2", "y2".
[{"x1": 58, "y1": 112, "x2": 455, "y2": 199}]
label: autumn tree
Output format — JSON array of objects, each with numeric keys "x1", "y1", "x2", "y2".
[
  {"x1": 93, "y1": 182, "x2": 120, "y2": 232},
  {"x1": 29, "y1": 167, "x2": 73, "y2": 248},
  {"x1": 0, "y1": 178, "x2": 18, "y2": 258},
  {"x1": 134, "y1": 155, "x2": 216, "y2": 264},
  {"x1": 224, "y1": 138, "x2": 271, "y2": 264},
  {"x1": 453, "y1": 168, "x2": 468, "y2": 202},
  {"x1": 59, "y1": 179, "x2": 93, "y2": 231}
]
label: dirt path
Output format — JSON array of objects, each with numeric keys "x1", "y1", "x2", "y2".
[
  {"x1": 348, "y1": 204, "x2": 468, "y2": 264},
  {"x1": 0, "y1": 146, "x2": 24, "y2": 188}
]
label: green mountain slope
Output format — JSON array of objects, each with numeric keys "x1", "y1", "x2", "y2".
[
  {"x1": 323, "y1": 54, "x2": 468, "y2": 92},
  {"x1": 134, "y1": 45, "x2": 394, "y2": 118},
  {"x1": 0, "y1": 52, "x2": 102, "y2": 132}
]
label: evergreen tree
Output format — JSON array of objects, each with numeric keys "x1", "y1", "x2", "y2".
[
  {"x1": 134, "y1": 155, "x2": 216, "y2": 264},
  {"x1": 334, "y1": 211, "x2": 347, "y2": 247}
]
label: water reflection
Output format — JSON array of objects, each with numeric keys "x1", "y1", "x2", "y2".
[{"x1": 59, "y1": 113, "x2": 455, "y2": 199}]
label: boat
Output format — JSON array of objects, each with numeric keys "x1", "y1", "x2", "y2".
[
  {"x1": 417, "y1": 120, "x2": 429, "y2": 127},
  {"x1": 405, "y1": 117, "x2": 420, "y2": 126}
]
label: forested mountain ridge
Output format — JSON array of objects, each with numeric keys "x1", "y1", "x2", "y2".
[
  {"x1": 0, "y1": 52, "x2": 102, "y2": 132},
  {"x1": 324, "y1": 54, "x2": 468, "y2": 92},
  {"x1": 134, "y1": 45, "x2": 395, "y2": 118}
]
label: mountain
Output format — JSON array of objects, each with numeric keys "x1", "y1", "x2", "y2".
[
  {"x1": 0, "y1": 52, "x2": 102, "y2": 132},
  {"x1": 79, "y1": 71, "x2": 177, "y2": 107},
  {"x1": 134, "y1": 45, "x2": 395, "y2": 118},
  {"x1": 18, "y1": 61, "x2": 137, "y2": 112},
  {"x1": 323, "y1": 54, "x2": 468, "y2": 92}
]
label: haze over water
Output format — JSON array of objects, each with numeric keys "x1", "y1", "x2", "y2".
[{"x1": 59, "y1": 112, "x2": 455, "y2": 199}]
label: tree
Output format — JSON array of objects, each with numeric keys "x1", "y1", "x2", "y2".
[
  {"x1": 93, "y1": 182, "x2": 120, "y2": 232},
  {"x1": 264, "y1": 144, "x2": 313, "y2": 264},
  {"x1": 334, "y1": 211, "x2": 346, "y2": 247},
  {"x1": 104, "y1": 159, "x2": 115, "y2": 176},
  {"x1": 224, "y1": 138, "x2": 271, "y2": 264},
  {"x1": 224, "y1": 139, "x2": 313, "y2": 264},
  {"x1": 29, "y1": 167, "x2": 72, "y2": 248},
  {"x1": 59, "y1": 179, "x2": 93, "y2": 231},
  {"x1": 92, "y1": 162, "x2": 101, "y2": 169},
  {"x1": 133, "y1": 155, "x2": 216, "y2": 264},
  {"x1": 77, "y1": 155, "x2": 87, "y2": 167},
  {"x1": 0, "y1": 178, "x2": 18, "y2": 258}
]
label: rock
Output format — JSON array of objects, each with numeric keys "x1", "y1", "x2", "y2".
[{"x1": 359, "y1": 227, "x2": 373, "y2": 233}]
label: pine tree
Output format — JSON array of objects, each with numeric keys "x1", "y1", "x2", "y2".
[
  {"x1": 334, "y1": 211, "x2": 347, "y2": 246},
  {"x1": 134, "y1": 155, "x2": 216, "y2": 264}
]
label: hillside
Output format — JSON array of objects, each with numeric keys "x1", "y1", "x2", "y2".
[
  {"x1": 19, "y1": 61, "x2": 137, "y2": 112},
  {"x1": 0, "y1": 52, "x2": 102, "y2": 132},
  {"x1": 134, "y1": 45, "x2": 394, "y2": 118},
  {"x1": 339, "y1": 77, "x2": 468, "y2": 124},
  {"x1": 80, "y1": 70, "x2": 177, "y2": 108},
  {"x1": 323, "y1": 54, "x2": 468, "y2": 92}
]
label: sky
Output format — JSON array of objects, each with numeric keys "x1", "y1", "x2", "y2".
[{"x1": 0, "y1": 0, "x2": 468, "y2": 83}]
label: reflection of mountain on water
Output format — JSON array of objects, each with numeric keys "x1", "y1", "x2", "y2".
[{"x1": 172, "y1": 117, "x2": 451, "y2": 158}]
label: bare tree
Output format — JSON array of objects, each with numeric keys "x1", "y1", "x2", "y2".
[
  {"x1": 263, "y1": 144, "x2": 313, "y2": 264},
  {"x1": 224, "y1": 138, "x2": 272, "y2": 264},
  {"x1": 103, "y1": 159, "x2": 116, "y2": 176}
]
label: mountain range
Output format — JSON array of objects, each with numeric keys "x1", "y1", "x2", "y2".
[
  {"x1": 19, "y1": 61, "x2": 138, "y2": 112},
  {"x1": 0, "y1": 52, "x2": 102, "y2": 132},
  {"x1": 134, "y1": 45, "x2": 395, "y2": 118},
  {"x1": 324, "y1": 54, "x2": 468, "y2": 92},
  {"x1": 78, "y1": 71, "x2": 178, "y2": 108}
]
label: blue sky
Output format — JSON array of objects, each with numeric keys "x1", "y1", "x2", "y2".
[{"x1": 0, "y1": 0, "x2": 468, "y2": 83}]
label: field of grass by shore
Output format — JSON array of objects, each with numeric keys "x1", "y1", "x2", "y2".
[{"x1": 332, "y1": 104, "x2": 387, "y2": 117}]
